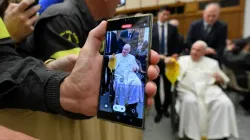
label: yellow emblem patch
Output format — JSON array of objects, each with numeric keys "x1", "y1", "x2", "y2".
[{"x1": 60, "y1": 30, "x2": 79, "y2": 44}]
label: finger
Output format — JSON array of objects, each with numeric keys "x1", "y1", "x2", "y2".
[
  {"x1": 25, "y1": 4, "x2": 40, "y2": 18},
  {"x1": 6, "y1": 3, "x2": 18, "y2": 12},
  {"x1": 67, "y1": 55, "x2": 78, "y2": 65},
  {"x1": 147, "y1": 65, "x2": 159, "y2": 80},
  {"x1": 83, "y1": 21, "x2": 107, "y2": 55},
  {"x1": 26, "y1": 14, "x2": 39, "y2": 25},
  {"x1": 147, "y1": 98, "x2": 154, "y2": 108},
  {"x1": 28, "y1": 26, "x2": 34, "y2": 33},
  {"x1": 145, "y1": 81, "x2": 157, "y2": 98},
  {"x1": 16, "y1": 0, "x2": 35, "y2": 12},
  {"x1": 150, "y1": 50, "x2": 159, "y2": 65}
]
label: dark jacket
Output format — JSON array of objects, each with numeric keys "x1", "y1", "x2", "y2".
[
  {"x1": 18, "y1": 0, "x2": 97, "y2": 61},
  {"x1": 117, "y1": 30, "x2": 139, "y2": 55},
  {"x1": 105, "y1": 31, "x2": 118, "y2": 55},
  {"x1": 186, "y1": 19, "x2": 228, "y2": 60},
  {"x1": 151, "y1": 23, "x2": 179, "y2": 56},
  {"x1": 223, "y1": 50, "x2": 250, "y2": 88},
  {"x1": 0, "y1": 38, "x2": 90, "y2": 119}
]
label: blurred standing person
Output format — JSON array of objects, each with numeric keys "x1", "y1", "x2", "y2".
[
  {"x1": 137, "y1": 40, "x2": 149, "y2": 72},
  {"x1": 169, "y1": 19, "x2": 186, "y2": 54},
  {"x1": 152, "y1": 6, "x2": 180, "y2": 123},
  {"x1": 117, "y1": 29, "x2": 139, "y2": 56},
  {"x1": 101, "y1": 31, "x2": 118, "y2": 98},
  {"x1": 223, "y1": 37, "x2": 250, "y2": 114},
  {"x1": 186, "y1": 3, "x2": 228, "y2": 62}
]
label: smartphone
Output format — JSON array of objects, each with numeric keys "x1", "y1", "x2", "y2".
[{"x1": 97, "y1": 14, "x2": 153, "y2": 129}]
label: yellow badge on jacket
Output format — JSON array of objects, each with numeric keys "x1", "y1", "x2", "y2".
[
  {"x1": 60, "y1": 30, "x2": 79, "y2": 44},
  {"x1": 0, "y1": 18, "x2": 10, "y2": 39},
  {"x1": 108, "y1": 53, "x2": 116, "y2": 72},
  {"x1": 165, "y1": 58, "x2": 180, "y2": 84}
]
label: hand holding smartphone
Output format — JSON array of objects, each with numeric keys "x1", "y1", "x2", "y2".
[{"x1": 97, "y1": 14, "x2": 153, "y2": 129}]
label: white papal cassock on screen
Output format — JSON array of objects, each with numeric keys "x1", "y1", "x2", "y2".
[{"x1": 110, "y1": 44, "x2": 144, "y2": 107}]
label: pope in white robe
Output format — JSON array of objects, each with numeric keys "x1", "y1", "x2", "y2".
[
  {"x1": 175, "y1": 41, "x2": 239, "y2": 140},
  {"x1": 109, "y1": 44, "x2": 144, "y2": 112}
]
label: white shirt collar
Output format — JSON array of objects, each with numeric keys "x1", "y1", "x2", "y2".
[
  {"x1": 204, "y1": 21, "x2": 213, "y2": 27},
  {"x1": 157, "y1": 21, "x2": 167, "y2": 26}
]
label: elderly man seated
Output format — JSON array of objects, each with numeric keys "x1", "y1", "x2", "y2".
[
  {"x1": 176, "y1": 41, "x2": 239, "y2": 140},
  {"x1": 109, "y1": 44, "x2": 143, "y2": 117}
]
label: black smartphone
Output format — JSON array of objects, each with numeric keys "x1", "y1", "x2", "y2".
[{"x1": 97, "y1": 14, "x2": 153, "y2": 129}]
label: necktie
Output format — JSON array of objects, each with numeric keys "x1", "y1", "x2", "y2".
[
  {"x1": 106, "y1": 32, "x2": 111, "y2": 53},
  {"x1": 129, "y1": 33, "x2": 132, "y2": 39},
  {"x1": 205, "y1": 24, "x2": 212, "y2": 36},
  {"x1": 160, "y1": 25, "x2": 165, "y2": 54}
]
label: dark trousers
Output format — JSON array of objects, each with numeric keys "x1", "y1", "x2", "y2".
[
  {"x1": 242, "y1": 93, "x2": 250, "y2": 111},
  {"x1": 102, "y1": 57, "x2": 112, "y2": 95},
  {"x1": 154, "y1": 60, "x2": 172, "y2": 115}
]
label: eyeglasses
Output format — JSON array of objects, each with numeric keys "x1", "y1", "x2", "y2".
[{"x1": 117, "y1": 0, "x2": 126, "y2": 8}]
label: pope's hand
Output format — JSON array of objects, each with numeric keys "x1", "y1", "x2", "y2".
[
  {"x1": 206, "y1": 47, "x2": 216, "y2": 55},
  {"x1": 59, "y1": 21, "x2": 160, "y2": 116},
  {"x1": 213, "y1": 73, "x2": 223, "y2": 84},
  {"x1": 132, "y1": 67, "x2": 137, "y2": 72}
]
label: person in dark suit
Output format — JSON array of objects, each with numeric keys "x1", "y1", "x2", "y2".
[
  {"x1": 117, "y1": 29, "x2": 139, "y2": 56},
  {"x1": 151, "y1": 6, "x2": 180, "y2": 123},
  {"x1": 101, "y1": 31, "x2": 118, "y2": 96},
  {"x1": 169, "y1": 19, "x2": 186, "y2": 54},
  {"x1": 186, "y1": 3, "x2": 228, "y2": 62}
]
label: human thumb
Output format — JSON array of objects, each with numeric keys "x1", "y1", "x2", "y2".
[{"x1": 82, "y1": 21, "x2": 107, "y2": 56}]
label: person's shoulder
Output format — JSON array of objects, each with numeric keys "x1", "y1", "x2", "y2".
[
  {"x1": 116, "y1": 53, "x2": 122, "y2": 57},
  {"x1": 178, "y1": 55, "x2": 190, "y2": 62},
  {"x1": 128, "y1": 54, "x2": 135, "y2": 58},
  {"x1": 215, "y1": 20, "x2": 228, "y2": 29},
  {"x1": 203, "y1": 57, "x2": 218, "y2": 66},
  {"x1": 190, "y1": 19, "x2": 203, "y2": 26},
  {"x1": 41, "y1": 1, "x2": 77, "y2": 18},
  {"x1": 168, "y1": 23, "x2": 177, "y2": 30},
  {"x1": 216, "y1": 20, "x2": 227, "y2": 26}
]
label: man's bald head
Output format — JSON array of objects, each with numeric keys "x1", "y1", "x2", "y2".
[
  {"x1": 122, "y1": 44, "x2": 131, "y2": 56},
  {"x1": 203, "y1": 3, "x2": 220, "y2": 25},
  {"x1": 169, "y1": 19, "x2": 180, "y2": 27},
  {"x1": 190, "y1": 40, "x2": 207, "y2": 61}
]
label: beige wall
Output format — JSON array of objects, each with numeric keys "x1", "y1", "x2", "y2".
[
  {"x1": 116, "y1": 0, "x2": 183, "y2": 11},
  {"x1": 244, "y1": 0, "x2": 250, "y2": 37}
]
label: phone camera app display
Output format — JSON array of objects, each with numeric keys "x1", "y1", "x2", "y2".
[{"x1": 99, "y1": 27, "x2": 150, "y2": 120}]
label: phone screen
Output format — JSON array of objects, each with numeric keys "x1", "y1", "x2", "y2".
[{"x1": 98, "y1": 14, "x2": 153, "y2": 128}]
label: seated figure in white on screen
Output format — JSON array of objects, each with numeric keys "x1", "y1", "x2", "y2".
[{"x1": 109, "y1": 44, "x2": 144, "y2": 117}]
